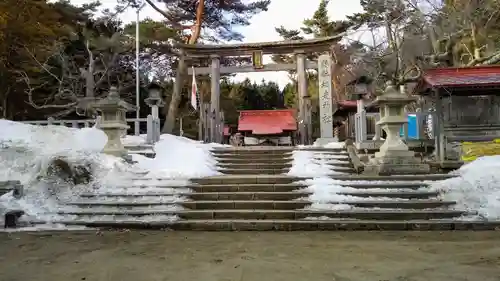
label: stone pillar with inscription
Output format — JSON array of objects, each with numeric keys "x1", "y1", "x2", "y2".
[
  {"x1": 315, "y1": 53, "x2": 337, "y2": 145},
  {"x1": 210, "y1": 55, "x2": 221, "y2": 143},
  {"x1": 363, "y1": 82, "x2": 430, "y2": 175}
]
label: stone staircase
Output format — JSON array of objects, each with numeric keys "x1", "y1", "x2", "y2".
[
  {"x1": 0, "y1": 180, "x2": 23, "y2": 198},
  {"x1": 53, "y1": 146, "x2": 500, "y2": 230},
  {"x1": 214, "y1": 146, "x2": 354, "y2": 175}
]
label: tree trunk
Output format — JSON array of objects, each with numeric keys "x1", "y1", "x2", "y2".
[
  {"x1": 161, "y1": 0, "x2": 205, "y2": 134},
  {"x1": 162, "y1": 55, "x2": 186, "y2": 133}
]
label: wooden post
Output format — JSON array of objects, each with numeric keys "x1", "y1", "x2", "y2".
[
  {"x1": 219, "y1": 111, "x2": 225, "y2": 143},
  {"x1": 210, "y1": 55, "x2": 221, "y2": 143},
  {"x1": 296, "y1": 51, "x2": 308, "y2": 144},
  {"x1": 434, "y1": 90, "x2": 445, "y2": 163},
  {"x1": 204, "y1": 103, "x2": 210, "y2": 142},
  {"x1": 198, "y1": 102, "x2": 204, "y2": 141}
]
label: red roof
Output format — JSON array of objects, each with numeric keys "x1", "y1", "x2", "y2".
[
  {"x1": 337, "y1": 100, "x2": 357, "y2": 108},
  {"x1": 238, "y1": 109, "x2": 297, "y2": 135},
  {"x1": 421, "y1": 66, "x2": 500, "y2": 88}
]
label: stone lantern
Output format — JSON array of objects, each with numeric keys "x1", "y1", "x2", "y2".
[
  {"x1": 145, "y1": 82, "x2": 164, "y2": 143},
  {"x1": 94, "y1": 86, "x2": 135, "y2": 159},
  {"x1": 363, "y1": 81, "x2": 430, "y2": 175},
  {"x1": 347, "y1": 76, "x2": 371, "y2": 112}
]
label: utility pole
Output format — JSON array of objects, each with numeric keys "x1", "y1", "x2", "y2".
[{"x1": 135, "y1": 1, "x2": 146, "y2": 135}]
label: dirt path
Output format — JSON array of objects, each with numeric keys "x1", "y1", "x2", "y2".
[{"x1": 1, "y1": 231, "x2": 499, "y2": 281}]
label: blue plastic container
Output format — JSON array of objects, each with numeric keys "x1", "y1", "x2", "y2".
[{"x1": 400, "y1": 114, "x2": 417, "y2": 139}]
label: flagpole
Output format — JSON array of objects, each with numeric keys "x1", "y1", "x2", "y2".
[{"x1": 135, "y1": 1, "x2": 146, "y2": 136}]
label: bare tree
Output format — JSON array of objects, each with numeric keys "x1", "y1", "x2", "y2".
[{"x1": 18, "y1": 21, "x2": 133, "y2": 117}]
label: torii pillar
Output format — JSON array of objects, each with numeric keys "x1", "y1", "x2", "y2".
[
  {"x1": 296, "y1": 51, "x2": 311, "y2": 145},
  {"x1": 210, "y1": 55, "x2": 221, "y2": 143}
]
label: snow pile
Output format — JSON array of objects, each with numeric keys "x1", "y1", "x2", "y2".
[
  {"x1": 288, "y1": 151, "x2": 333, "y2": 177},
  {"x1": 287, "y1": 150, "x2": 350, "y2": 177},
  {"x1": 0, "y1": 119, "x2": 221, "y2": 230},
  {"x1": 131, "y1": 134, "x2": 222, "y2": 179},
  {"x1": 298, "y1": 140, "x2": 345, "y2": 149},
  {"x1": 431, "y1": 156, "x2": 500, "y2": 220},
  {"x1": 297, "y1": 177, "x2": 415, "y2": 212}
]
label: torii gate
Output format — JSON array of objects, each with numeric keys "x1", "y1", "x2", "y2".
[{"x1": 173, "y1": 36, "x2": 342, "y2": 144}]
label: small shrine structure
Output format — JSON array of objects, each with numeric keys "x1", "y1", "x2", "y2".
[
  {"x1": 413, "y1": 65, "x2": 500, "y2": 168},
  {"x1": 237, "y1": 109, "x2": 297, "y2": 145}
]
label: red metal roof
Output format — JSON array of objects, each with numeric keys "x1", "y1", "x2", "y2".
[
  {"x1": 421, "y1": 66, "x2": 500, "y2": 88},
  {"x1": 337, "y1": 100, "x2": 357, "y2": 108},
  {"x1": 238, "y1": 109, "x2": 297, "y2": 135}
]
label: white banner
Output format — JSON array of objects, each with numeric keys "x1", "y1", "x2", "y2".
[{"x1": 191, "y1": 66, "x2": 198, "y2": 110}]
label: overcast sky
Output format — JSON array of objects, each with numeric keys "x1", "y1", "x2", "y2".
[{"x1": 69, "y1": 0, "x2": 364, "y2": 87}]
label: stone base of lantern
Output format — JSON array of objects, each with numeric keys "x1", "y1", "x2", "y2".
[
  {"x1": 363, "y1": 150, "x2": 430, "y2": 175},
  {"x1": 314, "y1": 137, "x2": 339, "y2": 146},
  {"x1": 100, "y1": 123, "x2": 132, "y2": 162}
]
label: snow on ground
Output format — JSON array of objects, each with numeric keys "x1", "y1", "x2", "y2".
[
  {"x1": 295, "y1": 177, "x2": 417, "y2": 212},
  {"x1": 0, "y1": 120, "x2": 221, "y2": 231},
  {"x1": 288, "y1": 141, "x2": 349, "y2": 177},
  {"x1": 431, "y1": 156, "x2": 500, "y2": 220},
  {"x1": 295, "y1": 156, "x2": 500, "y2": 221}
]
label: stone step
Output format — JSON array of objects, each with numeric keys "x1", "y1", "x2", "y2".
[
  {"x1": 190, "y1": 174, "x2": 453, "y2": 185},
  {"x1": 191, "y1": 175, "x2": 304, "y2": 185},
  {"x1": 79, "y1": 190, "x2": 437, "y2": 200},
  {"x1": 124, "y1": 144, "x2": 154, "y2": 151},
  {"x1": 217, "y1": 163, "x2": 292, "y2": 169},
  {"x1": 67, "y1": 199, "x2": 455, "y2": 209},
  {"x1": 211, "y1": 147, "x2": 346, "y2": 153},
  {"x1": 219, "y1": 168, "x2": 288, "y2": 175},
  {"x1": 213, "y1": 153, "x2": 292, "y2": 159},
  {"x1": 128, "y1": 151, "x2": 155, "y2": 158},
  {"x1": 216, "y1": 158, "x2": 293, "y2": 164},
  {"x1": 187, "y1": 183, "x2": 305, "y2": 192},
  {"x1": 192, "y1": 191, "x2": 305, "y2": 201},
  {"x1": 333, "y1": 182, "x2": 429, "y2": 189},
  {"x1": 324, "y1": 160, "x2": 353, "y2": 166},
  {"x1": 297, "y1": 147, "x2": 346, "y2": 152},
  {"x1": 313, "y1": 156, "x2": 350, "y2": 161},
  {"x1": 313, "y1": 151, "x2": 350, "y2": 156},
  {"x1": 324, "y1": 166, "x2": 355, "y2": 173},
  {"x1": 213, "y1": 152, "x2": 350, "y2": 158},
  {"x1": 0, "y1": 181, "x2": 23, "y2": 198},
  {"x1": 0, "y1": 188, "x2": 13, "y2": 196},
  {"x1": 58, "y1": 209, "x2": 465, "y2": 220},
  {"x1": 339, "y1": 190, "x2": 439, "y2": 199},
  {"x1": 80, "y1": 191, "x2": 310, "y2": 201},
  {"x1": 57, "y1": 219, "x2": 500, "y2": 231},
  {"x1": 213, "y1": 152, "x2": 350, "y2": 159},
  {"x1": 101, "y1": 182, "x2": 430, "y2": 191},
  {"x1": 329, "y1": 174, "x2": 456, "y2": 181},
  {"x1": 211, "y1": 150, "x2": 294, "y2": 156}
]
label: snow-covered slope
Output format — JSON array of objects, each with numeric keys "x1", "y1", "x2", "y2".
[{"x1": 0, "y1": 120, "x2": 222, "y2": 230}]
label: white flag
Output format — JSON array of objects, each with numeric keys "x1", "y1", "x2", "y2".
[{"x1": 191, "y1": 66, "x2": 198, "y2": 110}]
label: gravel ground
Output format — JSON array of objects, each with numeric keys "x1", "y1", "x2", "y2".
[{"x1": 1, "y1": 230, "x2": 499, "y2": 281}]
